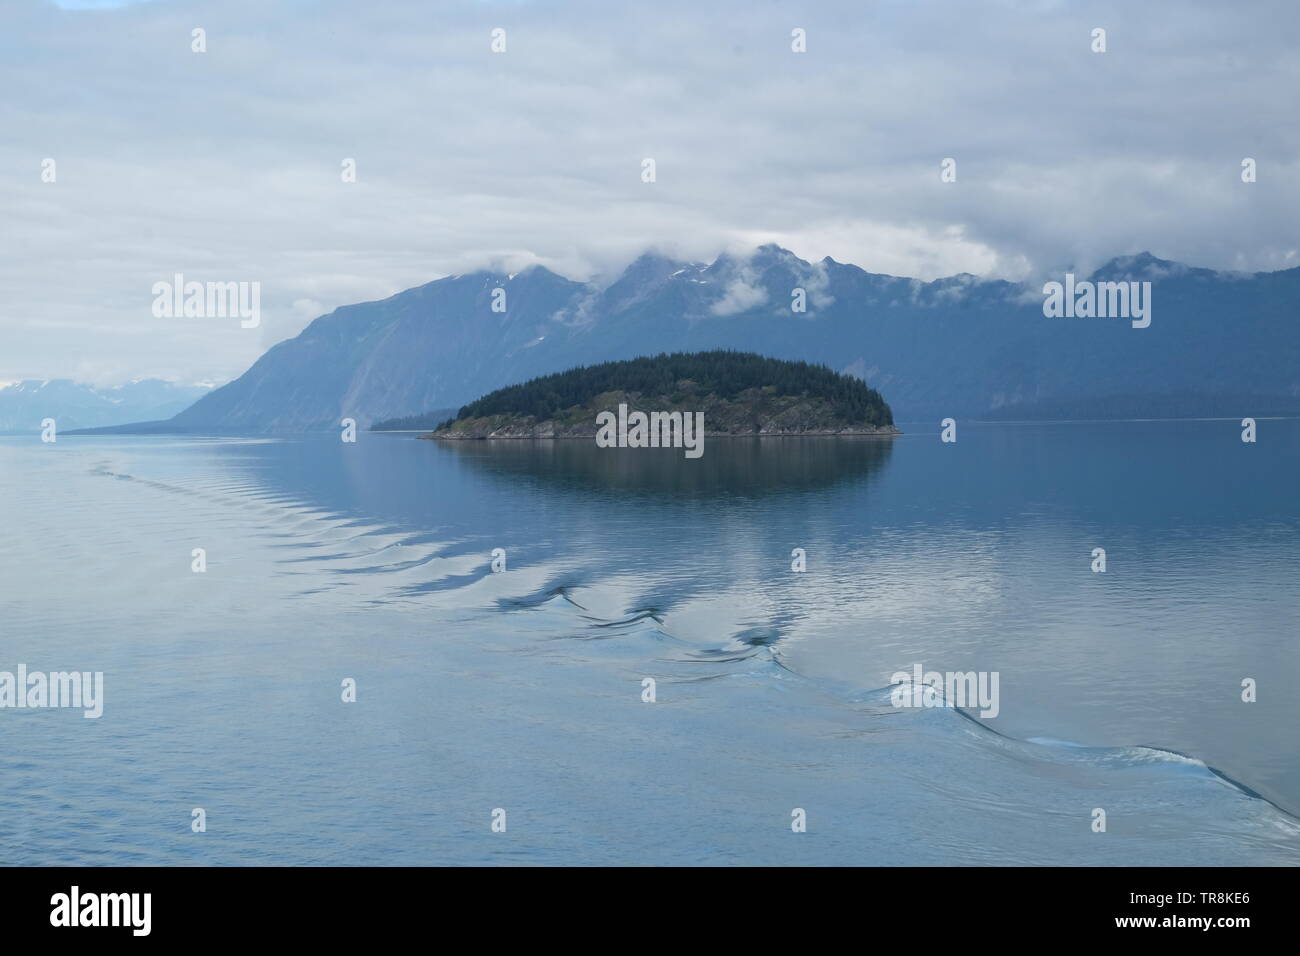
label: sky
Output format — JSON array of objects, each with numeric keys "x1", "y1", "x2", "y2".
[{"x1": 2, "y1": 0, "x2": 1298, "y2": 386}]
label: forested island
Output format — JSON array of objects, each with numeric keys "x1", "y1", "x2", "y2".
[{"x1": 420, "y1": 351, "x2": 898, "y2": 440}]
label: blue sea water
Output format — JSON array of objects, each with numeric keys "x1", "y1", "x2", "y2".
[{"x1": 1, "y1": 420, "x2": 1298, "y2": 865}]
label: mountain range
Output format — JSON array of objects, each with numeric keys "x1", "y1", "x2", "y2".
[
  {"x1": 0, "y1": 379, "x2": 212, "y2": 434},
  {"x1": 79, "y1": 246, "x2": 1300, "y2": 432}
]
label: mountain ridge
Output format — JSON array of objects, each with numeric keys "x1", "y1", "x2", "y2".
[
  {"x1": 0, "y1": 379, "x2": 213, "y2": 433},
  {"x1": 94, "y1": 246, "x2": 1300, "y2": 432}
]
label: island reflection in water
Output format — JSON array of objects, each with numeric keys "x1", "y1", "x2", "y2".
[{"x1": 421, "y1": 435, "x2": 896, "y2": 498}]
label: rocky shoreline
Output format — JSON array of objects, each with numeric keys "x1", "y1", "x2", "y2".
[{"x1": 421, "y1": 418, "x2": 901, "y2": 440}]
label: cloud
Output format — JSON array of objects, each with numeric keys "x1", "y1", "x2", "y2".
[
  {"x1": 291, "y1": 297, "x2": 324, "y2": 317},
  {"x1": 710, "y1": 267, "x2": 769, "y2": 316},
  {"x1": 1, "y1": 0, "x2": 1297, "y2": 384}
]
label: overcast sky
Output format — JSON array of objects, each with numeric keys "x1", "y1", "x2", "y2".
[{"x1": 2, "y1": 0, "x2": 1297, "y2": 386}]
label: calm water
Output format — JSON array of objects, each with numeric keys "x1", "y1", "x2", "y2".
[{"x1": 1, "y1": 421, "x2": 1298, "y2": 865}]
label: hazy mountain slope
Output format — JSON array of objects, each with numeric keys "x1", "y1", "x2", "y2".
[
  {"x1": 171, "y1": 268, "x2": 585, "y2": 431},
  {"x1": 0, "y1": 379, "x2": 212, "y2": 433}
]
